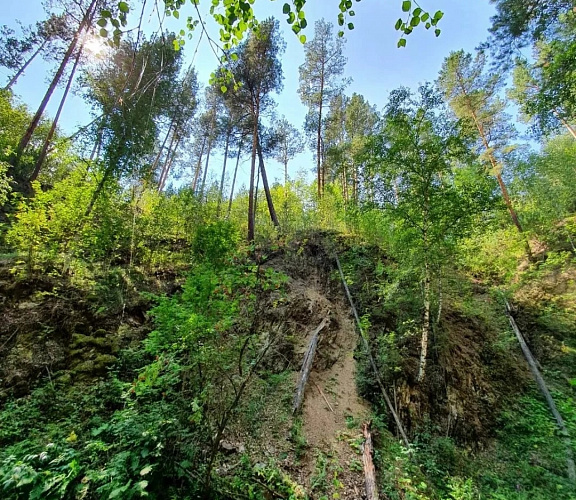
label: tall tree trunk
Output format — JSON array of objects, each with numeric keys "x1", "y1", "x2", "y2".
[
  {"x1": 256, "y1": 134, "x2": 279, "y2": 228},
  {"x1": 90, "y1": 122, "x2": 104, "y2": 161},
  {"x1": 217, "y1": 129, "x2": 231, "y2": 217},
  {"x1": 200, "y1": 112, "x2": 217, "y2": 198},
  {"x1": 248, "y1": 111, "x2": 259, "y2": 242},
  {"x1": 556, "y1": 114, "x2": 576, "y2": 141},
  {"x1": 158, "y1": 136, "x2": 181, "y2": 192},
  {"x1": 200, "y1": 136, "x2": 213, "y2": 198},
  {"x1": 316, "y1": 79, "x2": 324, "y2": 199},
  {"x1": 227, "y1": 138, "x2": 243, "y2": 219},
  {"x1": 3, "y1": 40, "x2": 47, "y2": 90},
  {"x1": 30, "y1": 43, "x2": 83, "y2": 181},
  {"x1": 14, "y1": 0, "x2": 98, "y2": 167},
  {"x1": 417, "y1": 259, "x2": 431, "y2": 382},
  {"x1": 494, "y1": 172, "x2": 523, "y2": 233},
  {"x1": 192, "y1": 136, "x2": 206, "y2": 193},
  {"x1": 85, "y1": 164, "x2": 114, "y2": 217},
  {"x1": 151, "y1": 120, "x2": 175, "y2": 175},
  {"x1": 157, "y1": 130, "x2": 177, "y2": 190}
]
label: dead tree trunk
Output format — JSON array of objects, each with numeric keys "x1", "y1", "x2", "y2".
[
  {"x1": 293, "y1": 316, "x2": 329, "y2": 414},
  {"x1": 505, "y1": 300, "x2": 576, "y2": 482},
  {"x1": 31, "y1": 43, "x2": 83, "y2": 181},
  {"x1": 362, "y1": 422, "x2": 379, "y2": 500},
  {"x1": 14, "y1": 0, "x2": 98, "y2": 166},
  {"x1": 334, "y1": 252, "x2": 411, "y2": 448}
]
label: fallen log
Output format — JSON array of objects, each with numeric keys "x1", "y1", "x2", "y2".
[
  {"x1": 293, "y1": 316, "x2": 329, "y2": 413},
  {"x1": 334, "y1": 252, "x2": 411, "y2": 448},
  {"x1": 505, "y1": 299, "x2": 576, "y2": 482},
  {"x1": 362, "y1": 421, "x2": 379, "y2": 500}
]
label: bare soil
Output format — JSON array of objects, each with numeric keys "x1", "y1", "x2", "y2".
[{"x1": 287, "y1": 273, "x2": 370, "y2": 498}]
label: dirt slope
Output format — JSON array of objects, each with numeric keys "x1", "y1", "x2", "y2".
[{"x1": 275, "y1": 260, "x2": 371, "y2": 498}]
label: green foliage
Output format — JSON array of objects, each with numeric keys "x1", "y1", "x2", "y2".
[
  {"x1": 6, "y1": 172, "x2": 128, "y2": 273},
  {"x1": 192, "y1": 219, "x2": 240, "y2": 266}
]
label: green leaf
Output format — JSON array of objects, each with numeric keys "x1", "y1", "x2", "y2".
[
  {"x1": 220, "y1": 85, "x2": 228, "y2": 93},
  {"x1": 398, "y1": 38, "x2": 406, "y2": 47},
  {"x1": 101, "y1": 9, "x2": 111, "y2": 17},
  {"x1": 173, "y1": 10, "x2": 179, "y2": 19},
  {"x1": 425, "y1": 22, "x2": 431, "y2": 29},
  {"x1": 421, "y1": 12, "x2": 429, "y2": 21},
  {"x1": 435, "y1": 28, "x2": 441, "y2": 37},
  {"x1": 299, "y1": 34, "x2": 306, "y2": 43},
  {"x1": 347, "y1": 22, "x2": 354, "y2": 30},
  {"x1": 99, "y1": 28, "x2": 108, "y2": 37},
  {"x1": 300, "y1": 18, "x2": 307, "y2": 29},
  {"x1": 338, "y1": 30, "x2": 344, "y2": 37},
  {"x1": 402, "y1": 1, "x2": 411, "y2": 12},
  {"x1": 410, "y1": 16, "x2": 420, "y2": 27},
  {"x1": 118, "y1": 1, "x2": 129, "y2": 13},
  {"x1": 298, "y1": 10, "x2": 305, "y2": 19},
  {"x1": 433, "y1": 10, "x2": 444, "y2": 20},
  {"x1": 413, "y1": 7, "x2": 422, "y2": 16},
  {"x1": 97, "y1": 18, "x2": 107, "y2": 27},
  {"x1": 282, "y1": 3, "x2": 290, "y2": 14},
  {"x1": 140, "y1": 465, "x2": 153, "y2": 476},
  {"x1": 395, "y1": 18, "x2": 402, "y2": 30}
]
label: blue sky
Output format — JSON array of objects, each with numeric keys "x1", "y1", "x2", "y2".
[{"x1": 2, "y1": 0, "x2": 497, "y2": 188}]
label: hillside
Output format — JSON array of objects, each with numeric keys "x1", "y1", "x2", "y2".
[
  {"x1": 1, "y1": 230, "x2": 576, "y2": 499},
  {"x1": 2, "y1": 0, "x2": 576, "y2": 498}
]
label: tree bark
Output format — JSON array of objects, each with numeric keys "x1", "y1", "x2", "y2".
[
  {"x1": 85, "y1": 164, "x2": 114, "y2": 217},
  {"x1": 417, "y1": 260, "x2": 431, "y2": 382},
  {"x1": 151, "y1": 120, "x2": 175, "y2": 177},
  {"x1": 317, "y1": 74, "x2": 324, "y2": 199},
  {"x1": 227, "y1": 138, "x2": 243, "y2": 219},
  {"x1": 4, "y1": 40, "x2": 47, "y2": 91},
  {"x1": 505, "y1": 300, "x2": 576, "y2": 482},
  {"x1": 200, "y1": 136, "x2": 213, "y2": 197},
  {"x1": 192, "y1": 135, "x2": 206, "y2": 193},
  {"x1": 362, "y1": 422, "x2": 379, "y2": 500},
  {"x1": 30, "y1": 43, "x2": 83, "y2": 181},
  {"x1": 293, "y1": 317, "x2": 329, "y2": 413},
  {"x1": 216, "y1": 129, "x2": 231, "y2": 217},
  {"x1": 248, "y1": 109, "x2": 259, "y2": 242},
  {"x1": 14, "y1": 0, "x2": 98, "y2": 166},
  {"x1": 158, "y1": 136, "x2": 181, "y2": 192},
  {"x1": 256, "y1": 135, "x2": 279, "y2": 228}
]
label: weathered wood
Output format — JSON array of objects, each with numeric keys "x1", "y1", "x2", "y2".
[
  {"x1": 334, "y1": 252, "x2": 411, "y2": 448},
  {"x1": 505, "y1": 299, "x2": 576, "y2": 482},
  {"x1": 293, "y1": 316, "x2": 329, "y2": 413},
  {"x1": 362, "y1": 421, "x2": 379, "y2": 500},
  {"x1": 312, "y1": 379, "x2": 334, "y2": 413}
]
